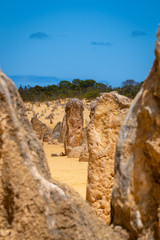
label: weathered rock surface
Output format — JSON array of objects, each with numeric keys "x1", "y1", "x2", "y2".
[
  {"x1": 89, "y1": 99, "x2": 98, "y2": 119},
  {"x1": 111, "y1": 26, "x2": 160, "y2": 240},
  {"x1": 52, "y1": 121, "x2": 61, "y2": 139},
  {"x1": 51, "y1": 152, "x2": 65, "y2": 157},
  {"x1": 68, "y1": 126, "x2": 89, "y2": 159},
  {"x1": 86, "y1": 92, "x2": 131, "y2": 224},
  {"x1": 64, "y1": 98, "x2": 84, "y2": 155},
  {"x1": 79, "y1": 126, "x2": 89, "y2": 162},
  {"x1": 79, "y1": 144, "x2": 89, "y2": 162},
  {"x1": 31, "y1": 115, "x2": 48, "y2": 140},
  {"x1": 31, "y1": 115, "x2": 54, "y2": 143},
  {"x1": 68, "y1": 145, "x2": 84, "y2": 158},
  {"x1": 79, "y1": 102, "x2": 97, "y2": 162},
  {"x1": 0, "y1": 72, "x2": 128, "y2": 239},
  {"x1": 58, "y1": 115, "x2": 66, "y2": 143}
]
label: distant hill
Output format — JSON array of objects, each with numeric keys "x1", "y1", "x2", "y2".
[{"x1": 9, "y1": 75, "x2": 65, "y2": 88}]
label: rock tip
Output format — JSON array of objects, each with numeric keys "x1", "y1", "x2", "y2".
[{"x1": 154, "y1": 24, "x2": 160, "y2": 58}]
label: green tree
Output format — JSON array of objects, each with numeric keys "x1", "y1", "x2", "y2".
[
  {"x1": 59, "y1": 81, "x2": 71, "y2": 89},
  {"x1": 122, "y1": 79, "x2": 138, "y2": 86}
]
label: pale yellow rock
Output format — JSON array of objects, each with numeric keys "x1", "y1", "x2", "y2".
[
  {"x1": 111, "y1": 26, "x2": 160, "y2": 240},
  {"x1": 86, "y1": 91, "x2": 131, "y2": 224},
  {"x1": 31, "y1": 115, "x2": 55, "y2": 143},
  {"x1": 0, "y1": 72, "x2": 127, "y2": 240},
  {"x1": 64, "y1": 98, "x2": 84, "y2": 155}
]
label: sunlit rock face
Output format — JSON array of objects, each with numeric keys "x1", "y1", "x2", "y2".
[
  {"x1": 31, "y1": 115, "x2": 54, "y2": 143},
  {"x1": 111, "y1": 26, "x2": 160, "y2": 240},
  {"x1": 79, "y1": 126, "x2": 89, "y2": 162},
  {"x1": 64, "y1": 98, "x2": 84, "y2": 155},
  {"x1": 58, "y1": 115, "x2": 66, "y2": 143},
  {"x1": 52, "y1": 121, "x2": 61, "y2": 139},
  {"x1": 0, "y1": 72, "x2": 128, "y2": 239},
  {"x1": 86, "y1": 92, "x2": 131, "y2": 224},
  {"x1": 79, "y1": 102, "x2": 97, "y2": 162}
]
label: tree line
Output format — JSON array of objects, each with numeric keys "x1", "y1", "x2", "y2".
[{"x1": 18, "y1": 79, "x2": 143, "y2": 102}]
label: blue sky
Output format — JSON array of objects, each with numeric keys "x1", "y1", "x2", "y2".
[{"x1": 0, "y1": 0, "x2": 160, "y2": 87}]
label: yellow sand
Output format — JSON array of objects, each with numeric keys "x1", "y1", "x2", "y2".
[
  {"x1": 25, "y1": 99, "x2": 90, "y2": 128},
  {"x1": 44, "y1": 142, "x2": 88, "y2": 199},
  {"x1": 25, "y1": 99, "x2": 90, "y2": 199}
]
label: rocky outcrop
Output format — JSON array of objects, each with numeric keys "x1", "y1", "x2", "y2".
[
  {"x1": 86, "y1": 92, "x2": 131, "y2": 224},
  {"x1": 68, "y1": 126, "x2": 89, "y2": 159},
  {"x1": 64, "y1": 98, "x2": 84, "y2": 155},
  {"x1": 111, "y1": 26, "x2": 160, "y2": 240},
  {"x1": 79, "y1": 102, "x2": 97, "y2": 162},
  {"x1": 58, "y1": 115, "x2": 66, "y2": 143},
  {"x1": 52, "y1": 121, "x2": 61, "y2": 139},
  {"x1": 43, "y1": 130, "x2": 55, "y2": 143},
  {"x1": 79, "y1": 126, "x2": 89, "y2": 162},
  {"x1": 0, "y1": 72, "x2": 128, "y2": 239},
  {"x1": 51, "y1": 152, "x2": 65, "y2": 157},
  {"x1": 31, "y1": 115, "x2": 48, "y2": 140},
  {"x1": 79, "y1": 144, "x2": 89, "y2": 162},
  {"x1": 89, "y1": 99, "x2": 97, "y2": 119},
  {"x1": 31, "y1": 115, "x2": 54, "y2": 143},
  {"x1": 68, "y1": 145, "x2": 84, "y2": 158}
]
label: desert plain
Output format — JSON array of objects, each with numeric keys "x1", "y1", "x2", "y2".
[{"x1": 25, "y1": 99, "x2": 90, "y2": 199}]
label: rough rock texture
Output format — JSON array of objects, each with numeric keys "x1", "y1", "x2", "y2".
[
  {"x1": 86, "y1": 92, "x2": 131, "y2": 224},
  {"x1": 68, "y1": 126, "x2": 88, "y2": 159},
  {"x1": 50, "y1": 115, "x2": 54, "y2": 124},
  {"x1": 79, "y1": 127, "x2": 89, "y2": 162},
  {"x1": 31, "y1": 115, "x2": 48, "y2": 140},
  {"x1": 51, "y1": 152, "x2": 65, "y2": 157},
  {"x1": 64, "y1": 98, "x2": 84, "y2": 155},
  {"x1": 58, "y1": 115, "x2": 66, "y2": 143},
  {"x1": 31, "y1": 115, "x2": 54, "y2": 143},
  {"x1": 52, "y1": 121, "x2": 61, "y2": 139},
  {"x1": 111, "y1": 26, "x2": 160, "y2": 240},
  {"x1": 67, "y1": 145, "x2": 84, "y2": 158},
  {"x1": 43, "y1": 130, "x2": 55, "y2": 143},
  {"x1": 79, "y1": 102, "x2": 97, "y2": 162},
  {"x1": 89, "y1": 100, "x2": 98, "y2": 119},
  {"x1": 0, "y1": 71, "x2": 128, "y2": 239},
  {"x1": 79, "y1": 144, "x2": 89, "y2": 162}
]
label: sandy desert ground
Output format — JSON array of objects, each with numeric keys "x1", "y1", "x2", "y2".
[{"x1": 25, "y1": 99, "x2": 91, "y2": 199}]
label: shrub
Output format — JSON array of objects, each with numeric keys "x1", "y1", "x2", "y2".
[{"x1": 84, "y1": 91, "x2": 99, "y2": 100}]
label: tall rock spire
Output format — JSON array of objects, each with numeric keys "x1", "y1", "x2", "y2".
[
  {"x1": 0, "y1": 71, "x2": 126, "y2": 239},
  {"x1": 111, "y1": 25, "x2": 160, "y2": 239}
]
